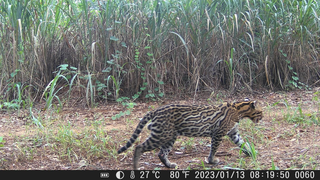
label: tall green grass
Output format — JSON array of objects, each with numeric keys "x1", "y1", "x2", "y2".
[{"x1": 0, "y1": 0, "x2": 319, "y2": 104}]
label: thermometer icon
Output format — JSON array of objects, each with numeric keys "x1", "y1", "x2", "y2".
[{"x1": 130, "y1": 171, "x2": 135, "y2": 179}]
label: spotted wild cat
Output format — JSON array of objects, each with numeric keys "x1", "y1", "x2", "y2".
[{"x1": 117, "y1": 98, "x2": 263, "y2": 169}]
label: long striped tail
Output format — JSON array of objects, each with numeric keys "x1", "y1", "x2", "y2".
[{"x1": 117, "y1": 112, "x2": 153, "y2": 154}]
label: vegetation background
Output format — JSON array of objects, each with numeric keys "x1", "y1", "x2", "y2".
[
  {"x1": 1, "y1": 0, "x2": 320, "y2": 170},
  {"x1": 1, "y1": 0, "x2": 320, "y2": 108}
]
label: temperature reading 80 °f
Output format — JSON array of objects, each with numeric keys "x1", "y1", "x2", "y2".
[
  {"x1": 170, "y1": 171, "x2": 190, "y2": 179},
  {"x1": 140, "y1": 171, "x2": 160, "y2": 179}
]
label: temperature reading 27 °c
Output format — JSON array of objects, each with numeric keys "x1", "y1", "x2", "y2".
[{"x1": 140, "y1": 170, "x2": 160, "y2": 179}]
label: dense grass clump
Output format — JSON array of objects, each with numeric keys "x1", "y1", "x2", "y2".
[{"x1": 0, "y1": 0, "x2": 320, "y2": 105}]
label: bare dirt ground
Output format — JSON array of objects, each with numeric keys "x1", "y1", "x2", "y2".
[{"x1": 1, "y1": 90, "x2": 320, "y2": 170}]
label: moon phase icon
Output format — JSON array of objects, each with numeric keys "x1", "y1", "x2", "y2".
[{"x1": 116, "y1": 171, "x2": 125, "y2": 180}]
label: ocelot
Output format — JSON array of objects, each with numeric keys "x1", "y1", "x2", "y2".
[{"x1": 117, "y1": 98, "x2": 263, "y2": 169}]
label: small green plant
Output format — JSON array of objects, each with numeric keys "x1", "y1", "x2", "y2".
[
  {"x1": 111, "y1": 97, "x2": 137, "y2": 120},
  {"x1": 96, "y1": 80, "x2": 108, "y2": 100},
  {"x1": 133, "y1": 30, "x2": 165, "y2": 101},
  {"x1": 106, "y1": 75, "x2": 121, "y2": 100},
  {"x1": 281, "y1": 50, "x2": 310, "y2": 90},
  {"x1": 283, "y1": 102, "x2": 319, "y2": 126},
  {"x1": 41, "y1": 64, "x2": 77, "y2": 111},
  {"x1": 200, "y1": 160, "x2": 211, "y2": 170},
  {"x1": 237, "y1": 157, "x2": 247, "y2": 169},
  {"x1": 313, "y1": 91, "x2": 320, "y2": 112},
  {"x1": 1, "y1": 101, "x2": 20, "y2": 110},
  {"x1": 0, "y1": 136, "x2": 5, "y2": 147},
  {"x1": 104, "y1": 52, "x2": 128, "y2": 100},
  {"x1": 270, "y1": 156, "x2": 279, "y2": 170},
  {"x1": 29, "y1": 107, "x2": 43, "y2": 128},
  {"x1": 181, "y1": 137, "x2": 196, "y2": 152},
  {"x1": 0, "y1": 82, "x2": 32, "y2": 114},
  {"x1": 240, "y1": 139, "x2": 257, "y2": 162}
]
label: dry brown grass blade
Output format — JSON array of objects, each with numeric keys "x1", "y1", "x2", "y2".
[{"x1": 265, "y1": 55, "x2": 272, "y2": 90}]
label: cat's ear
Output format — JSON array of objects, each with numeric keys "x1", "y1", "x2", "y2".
[{"x1": 250, "y1": 101, "x2": 258, "y2": 109}]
